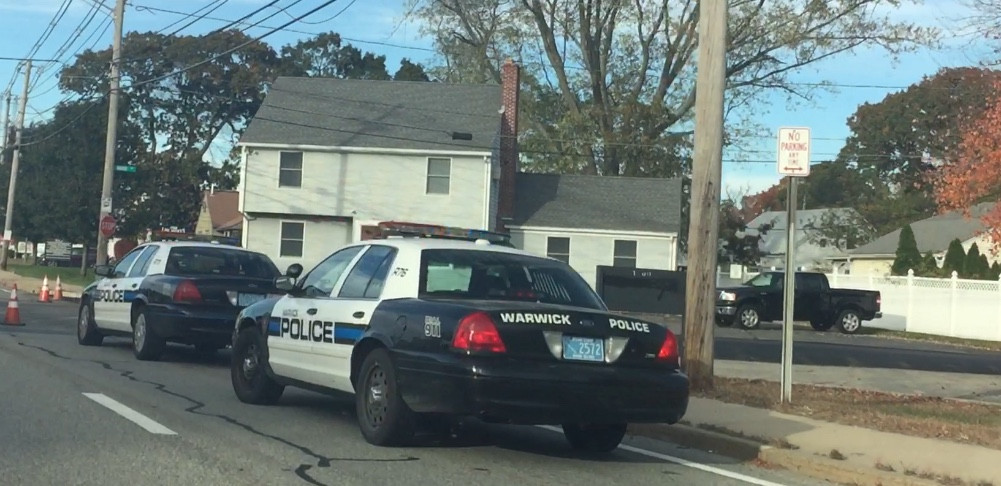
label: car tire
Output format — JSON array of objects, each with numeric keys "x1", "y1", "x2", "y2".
[
  {"x1": 810, "y1": 319, "x2": 834, "y2": 331},
  {"x1": 562, "y1": 423, "x2": 628, "y2": 453},
  {"x1": 736, "y1": 304, "x2": 762, "y2": 330},
  {"x1": 356, "y1": 347, "x2": 415, "y2": 447},
  {"x1": 132, "y1": 308, "x2": 165, "y2": 361},
  {"x1": 837, "y1": 309, "x2": 863, "y2": 334},
  {"x1": 231, "y1": 328, "x2": 284, "y2": 405},
  {"x1": 77, "y1": 302, "x2": 103, "y2": 346}
]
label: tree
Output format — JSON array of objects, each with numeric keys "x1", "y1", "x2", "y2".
[
  {"x1": 964, "y1": 242, "x2": 989, "y2": 279},
  {"x1": 931, "y1": 77, "x2": 1001, "y2": 256},
  {"x1": 943, "y1": 239, "x2": 967, "y2": 276},
  {"x1": 891, "y1": 224, "x2": 921, "y2": 276},
  {"x1": 916, "y1": 251, "x2": 941, "y2": 277},
  {"x1": 279, "y1": 32, "x2": 391, "y2": 79},
  {"x1": 394, "y1": 58, "x2": 432, "y2": 81},
  {"x1": 717, "y1": 198, "x2": 766, "y2": 267},
  {"x1": 991, "y1": 261, "x2": 1001, "y2": 279},
  {"x1": 802, "y1": 209, "x2": 877, "y2": 253},
  {"x1": 407, "y1": 0, "x2": 936, "y2": 177},
  {"x1": 60, "y1": 30, "x2": 282, "y2": 235}
]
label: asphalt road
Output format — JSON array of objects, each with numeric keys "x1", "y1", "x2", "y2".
[
  {"x1": 0, "y1": 299, "x2": 816, "y2": 486},
  {"x1": 646, "y1": 316, "x2": 1001, "y2": 375}
]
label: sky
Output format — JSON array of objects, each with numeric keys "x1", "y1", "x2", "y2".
[{"x1": 0, "y1": 0, "x2": 995, "y2": 200}]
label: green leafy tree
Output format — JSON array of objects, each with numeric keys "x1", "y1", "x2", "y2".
[
  {"x1": 279, "y1": 32, "x2": 391, "y2": 79},
  {"x1": 916, "y1": 251, "x2": 941, "y2": 277},
  {"x1": 407, "y1": 0, "x2": 936, "y2": 177},
  {"x1": 964, "y1": 242, "x2": 985, "y2": 278},
  {"x1": 891, "y1": 224, "x2": 922, "y2": 275},
  {"x1": 943, "y1": 238, "x2": 967, "y2": 276},
  {"x1": 717, "y1": 198, "x2": 767, "y2": 267},
  {"x1": 394, "y1": 58, "x2": 431, "y2": 81},
  {"x1": 991, "y1": 261, "x2": 1001, "y2": 279}
]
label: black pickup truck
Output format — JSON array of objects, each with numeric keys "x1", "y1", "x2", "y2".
[{"x1": 715, "y1": 271, "x2": 881, "y2": 334}]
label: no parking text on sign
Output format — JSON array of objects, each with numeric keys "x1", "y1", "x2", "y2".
[{"x1": 777, "y1": 127, "x2": 810, "y2": 177}]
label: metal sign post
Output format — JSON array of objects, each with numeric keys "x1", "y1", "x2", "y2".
[{"x1": 777, "y1": 127, "x2": 811, "y2": 404}]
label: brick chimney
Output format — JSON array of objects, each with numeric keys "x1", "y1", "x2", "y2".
[{"x1": 496, "y1": 59, "x2": 520, "y2": 232}]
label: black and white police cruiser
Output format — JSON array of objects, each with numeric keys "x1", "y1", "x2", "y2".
[{"x1": 230, "y1": 223, "x2": 690, "y2": 452}]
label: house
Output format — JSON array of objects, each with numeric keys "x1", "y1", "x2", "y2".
[
  {"x1": 742, "y1": 208, "x2": 869, "y2": 271},
  {"x1": 236, "y1": 60, "x2": 681, "y2": 289},
  {"x1": 843, "y1": 202, "x2": 1000, "y2": 276},
  {"x1": 194, "y1": 189, "x2": 243, "y2": 240},
  {"x1": 508, "y1": 173, "x2": 683, "y2": 288}
]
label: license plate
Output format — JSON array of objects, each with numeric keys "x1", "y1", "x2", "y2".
[
  {"x1": 562, "y1": 336, "x2": 604, "y2": 362},
  {"x1": 237, "y1": 293, "x2": 265, "y2": 307}
]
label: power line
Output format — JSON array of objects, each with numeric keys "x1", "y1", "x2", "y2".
[
  {"x1": 165, "y1": 0, "x2": 229, "y2": 36},
  {"x1": 206, "y1": 0, "x2": 283, "y2": 35},
  {"x1": 127, "y1": 0, "x2": 348, "y2": 90}
]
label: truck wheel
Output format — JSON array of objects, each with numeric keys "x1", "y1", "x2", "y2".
[
  {"x1": 736, "y1": 304, "x2": 761, "y2": 329},
  {"x1": 231, "y1": 328, "x2": 284, "y2": 405},
  {"x1": 562, "y1": 423, "x2": 627, "y2": 453},
  {"x1": 356, "y1": 347, "x2": 416, "y2": 446},
  {"x1": 810, "y1": 319, "x2": 833, "y2": 331},
  {"x1": 837, "y1": 309, "x2": 862, "y2": 334}
]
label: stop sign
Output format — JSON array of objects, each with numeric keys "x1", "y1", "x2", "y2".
[{"x1": 100, "y1": 215, "x2": 117, "y2": 238}]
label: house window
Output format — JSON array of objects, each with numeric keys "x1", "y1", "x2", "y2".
[
  {"x1": 279, "y1": 151, "x2": 303, "y2": 187},
  {"x1": 613, "y1": 240, "x2": 637, "y2": 268},
  {"x1": 280, "y1": 222, "x2": 304, "y2": 257},
  {"x1": 547, "y1": 236, "x2": 570, "y2": 263},
  {"x1": 426, "y1": 157, "x2": 451, "y2": 194}
]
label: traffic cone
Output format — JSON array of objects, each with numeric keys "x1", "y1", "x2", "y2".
[
  {"x1": 4, "y1": 284, "x2": 23, "y2": 326},
  {"x1": 53, "y1": 276, "x2": 63, "y2": 301},
  {"x1": 39, "y1": 275, "x2": 51, "y2": 303}
]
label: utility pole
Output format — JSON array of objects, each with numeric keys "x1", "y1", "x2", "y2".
[
  {"x1": 96, "y1": 0, "x2": 126, "y2": 267},
  {"x1": 1, "y1": 92, "x2": 10, "y2": 158},
  {"x1": 683, "y1": 0, "x2": 727, "y2": 392},
  {"x1": 0, "y1": 61, "x2": 31, "y2": 271}
]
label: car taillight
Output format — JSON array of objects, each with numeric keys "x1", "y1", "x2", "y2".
[
  {"x1": 173, "y1": 280, "x2": 202, "y2": 303},
  {"x1": 656, "y1": 330, "x2": 679, "y2": 365},
  {"x1": 876, "y1": 293, "x2": 882, "y2": 308},
  {"x1": 452, "y1": 311, "x2": 506, "y2": 353}
]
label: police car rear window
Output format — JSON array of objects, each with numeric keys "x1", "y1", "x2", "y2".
[
  {"x1": 419, "y1": 249, "x2": 604, "y2": 310},
  {"x1": 165, "y1": 247, "x2": 281, "y2": 279}
]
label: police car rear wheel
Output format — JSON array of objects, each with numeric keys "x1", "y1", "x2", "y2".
[
  {"x1": 562, "y1": 423, "x2": 627, "y2": 453},
  {"x1": 356, "y1": 348, "x2": 415, "y2": 446},
  {"x1": 132, "y1": 309, "x2": 165, "y2": 361},
  {"x1": 231, "y1": 328, "x2": 284, "y2": 405},
  {"x1": 77, "y1": 302, "x2": 103, "y2": 346}
]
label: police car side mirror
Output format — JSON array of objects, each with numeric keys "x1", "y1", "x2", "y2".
[
  {"x1": 94, "y1": 265, "x2": 113, "y2": 277},
  {"x1": 285, "y1": 264, "x2": 303, "y2": 279},
  {"x1": 275, "y1": 276, "x2": 296, "y2": 292}
]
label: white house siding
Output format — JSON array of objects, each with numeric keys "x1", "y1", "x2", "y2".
[
  {"x1": 242, "y1": 216, "x2": 352, "y2": 272},
  {"x1": 241, "y1": 148, "x2": 491, "y2": 230},
  {"x1": 508, "y1": 227, "x2": 677, "y2": 290}
]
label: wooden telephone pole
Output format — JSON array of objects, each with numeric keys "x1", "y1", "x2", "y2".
[{"x1": 683, "y1": 0, "x2": 728, "y2": 391}]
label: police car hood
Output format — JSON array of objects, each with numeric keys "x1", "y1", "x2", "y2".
[{"x1": 433, "y1": 299, "x2": 674, "y2": 364}]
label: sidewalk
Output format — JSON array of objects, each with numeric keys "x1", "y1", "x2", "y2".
[
  {"x1": 0, "y1": 269, "x2": 84, "y2": 299},
  {"x1": 634, "y1": 360, "x2": 1001, "y2": 486}
]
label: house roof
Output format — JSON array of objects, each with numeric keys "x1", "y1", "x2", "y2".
[
  {"x1": 239, "y1": 77, "x2": 502, "y2": 152},
  {"x1": 203, "y1": 190, "x2": 241, "y2": 230},
  {"x1": 850, "y1": 202, "x2": 996, "y2": 257},
  {"x1": 510, "y1": 173, "x2": 683, "y2": 233}
]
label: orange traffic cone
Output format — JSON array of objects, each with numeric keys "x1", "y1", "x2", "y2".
[
  {"x1": 39, "y1": 275, "x2": 50, "y2": 303},
  {"x1": 4, "y1": 284, "x2": 23, "y2": 326},
  {"x1": 53, "y1": 276, "x2": 63, "y2": 301}
]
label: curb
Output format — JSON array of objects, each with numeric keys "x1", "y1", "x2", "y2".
[{"x1": 629, "y1": 424, "x2": 944, "y2": 486}]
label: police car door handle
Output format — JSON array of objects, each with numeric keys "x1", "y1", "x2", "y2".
[
  {"x1": 112, "y1": 284, "x2": 117, "y2": 288},
  {"x1": 306, "y1": 308, "x2": 317, "y2": 315},
  {"x1": 353, "y1": 311, "x2": 365, "y2": 318}
]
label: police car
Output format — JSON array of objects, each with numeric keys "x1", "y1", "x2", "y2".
[
  {"x1": 77, "y1": 241, "x2": 282, "y2": 360},
  {"x1": 230, "y1": 222, "x2": 689, "y2": 452}
]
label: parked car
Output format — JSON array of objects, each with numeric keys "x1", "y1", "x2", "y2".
[
  {"x1": 229, "y1": 232, "x2": 689, "y2": 453},
  {"x1": 715, "y1": 271, "x2": 882, "y2": 334},
  {"x1": 77, "y1": 242, "x2": 283, "y2": 360}
]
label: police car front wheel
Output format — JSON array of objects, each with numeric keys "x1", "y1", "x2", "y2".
[
  {"x1": 356, "y1": 347, "x2": 416, "y2": 446},
  {"x1": 230, "y1": 328, "x2": 284, "y2": 405}
]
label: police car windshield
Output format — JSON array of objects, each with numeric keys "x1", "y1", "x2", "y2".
[
  {"x1": 165, "y1": 247, "x2": 281, "y2": 279},
  {"x1": 419, "y1": 249, "x2": 605, "y2": 310}
]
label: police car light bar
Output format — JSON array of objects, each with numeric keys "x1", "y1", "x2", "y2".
[{"x1": 376, "y1": 221, "x2": 513, "y2": 246}]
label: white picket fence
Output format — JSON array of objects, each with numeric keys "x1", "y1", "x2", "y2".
[{"x1": 718, "y1": 268, "x2": 1001, "y2": 342}]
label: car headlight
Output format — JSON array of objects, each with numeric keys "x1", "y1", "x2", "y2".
[{"x1": 718, "y1": 291, "x2": 736, "y2": 301}]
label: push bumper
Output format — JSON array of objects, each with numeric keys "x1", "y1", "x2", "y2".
[
  {"x1": 397, "y1": 355, "x2": 689, "y2": 425},
  {"x1": 145, "y1": 304, "x2": 238, "y2": 346}
]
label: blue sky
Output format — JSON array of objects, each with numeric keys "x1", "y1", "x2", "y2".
[{"x1": 0, "y1": 0, "x2": 993, "y2": 199}]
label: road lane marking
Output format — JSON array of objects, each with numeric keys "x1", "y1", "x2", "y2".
[
  {"x1": 536, "y1": 425, "x2": 789, "y2": 486},
  {"x1": 82, "y1": 392, "x2": 177, "y2": 435}
]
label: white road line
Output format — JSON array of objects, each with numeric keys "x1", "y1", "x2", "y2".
[
  {"x1": 82, "y1": 393, "x2": 177, "y2": 436},
  {"x1": 536, "y1": 425, "x2": 789, "y2": 486}
]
